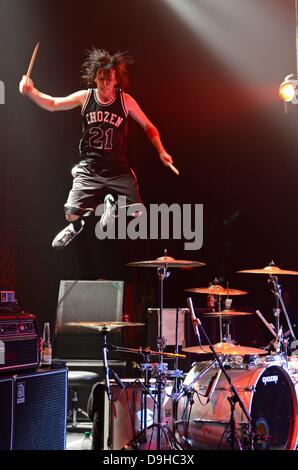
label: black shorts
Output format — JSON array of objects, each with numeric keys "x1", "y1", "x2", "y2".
[{"x1": 64, "y1": 162, "x2": 143, "y2": 216}]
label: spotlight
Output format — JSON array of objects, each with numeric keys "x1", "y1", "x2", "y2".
[{"x1": 279, "y1": 74, "x2": 298, "y2": 104}]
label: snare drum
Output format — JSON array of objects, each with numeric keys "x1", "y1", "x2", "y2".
[{"x1": 176, "y1": 363, "x2": 298, "y2": 450}]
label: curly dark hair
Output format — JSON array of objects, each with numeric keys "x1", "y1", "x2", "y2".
[{"x1": 81, "y1": 48, "x2": 134, "y2": 90}]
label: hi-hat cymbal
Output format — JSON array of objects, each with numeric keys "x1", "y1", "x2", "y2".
[
  {"x1": 202, "y1": 309, "x2": 254, "y2": 318},
  {"x1": 237, "y1": 261, "x2": 298, "y2": 275},
  {"x1": 65, "y1": 321, "x2": 145, "y2": 331},
  {"x1": 185, "y1": 285, "x2": 247, "y2": 296},
  {"x1": 127, "y1": 256, "x2": 205, "y2": 268},
  {"x1": 183, "y1": 342, "x2": 266, "y2": 356}
]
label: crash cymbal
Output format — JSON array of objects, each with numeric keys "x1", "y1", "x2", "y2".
[
  {"x1": 237, "y1": 261, "x2": 298, "y2": 275},
  {"x1": 127, "y1": 256, "x2": 205, "y2": 268},
  {"x1": 183, "y1": 342, "x2": 266, "y2": 356},
  {"x1": 202, "y1": 309, "x2": 254, "y2": 318},
  {"x1": 185, "y1": 285, "x2": 247, "y2": 296},
  {"x1": 65, "y1": 321, "x2": 145, "y2": 331}
]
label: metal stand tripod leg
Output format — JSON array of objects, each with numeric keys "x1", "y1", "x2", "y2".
[{"x1": 101, "y1": 327, "x2": 113, "y2": 450}]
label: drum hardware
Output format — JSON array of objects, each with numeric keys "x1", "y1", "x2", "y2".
[
  {"x1": 173, "y1": 359, "x2": 218, "y2": 402},
  {"x1": 121, "y1": 374, "x2": 181, "y2": 450},
  {"x1": 238, "y1": 261, "x2": 297, "y2": 356},
  {"x1": 268, "y1": 274, "x2": 296, "y2": 347},
  {"x1": 127, "y1": 250, "x2": 205, "y2": 450},
  {"x1": 102, "y1": 325, "x2": 116, "y2": 450},
  {"x1": 108, "y1": 344, "x2": 186, "y2": 359},
  {"x1": 65, "y1": 321, "x2": 146, "y2": 450},
  {"x1": 107, "y1": 343, "x2": 184, "y2": 450},
  {"x1": 183, "y1": 297, "x2": 253, "y2": 450},
  {"x1": 290, "y1": 339, "x2": 298, "y2": 355},
  {"x1": 185, "y1": 278, "x2": 247, "y2": 343},
  {"x1": 127, "y1": 250, "x2": 205, "y2": 362}
]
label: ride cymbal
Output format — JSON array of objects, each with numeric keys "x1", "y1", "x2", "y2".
[
  {"x1": 183, "y1": 342, "x2": 266, "y2": 356},
  {"x1": 237, "y1": 261, "x2": 298, "y2": 275},
  {"x1": 127, "y1": 256, "x2": 205, "y2": 268},
  {"x1": 185, "y1": 285, "x2": 247, "y2": 296}
]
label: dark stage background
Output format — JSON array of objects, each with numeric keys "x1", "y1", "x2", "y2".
[{"x1": 1, "y1": 0, "x2": 298, "y2": 354}]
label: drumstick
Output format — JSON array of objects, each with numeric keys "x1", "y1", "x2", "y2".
[
  {"x1": 168, "y1": 162, "x2": 180, "y2": 176},
  {"x1": 26, "y1": 42, "x2": 40, "y2": 80}
]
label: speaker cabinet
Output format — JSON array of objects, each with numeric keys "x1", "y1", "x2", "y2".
[
  {"x1": 54, "y1": 280, "x2": 124, "y2": 360},
  {"x1": 0, "y1": 368, "x2": 67, "y2": 450},
  {"x1": 0, "y1": 376, "x2": 13, "y2": 450}
]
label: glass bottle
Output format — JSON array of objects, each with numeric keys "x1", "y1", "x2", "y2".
[
  {"x1": 81, "y1": 431, "x2": 92, "y2": 450},
  {"x1": 41, "y1": 322, "x2": 52, "y2": 365}
]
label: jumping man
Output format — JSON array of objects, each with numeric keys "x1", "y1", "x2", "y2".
[{"x1": 19, "y1": 48, "x2": 174, "y2": 249}]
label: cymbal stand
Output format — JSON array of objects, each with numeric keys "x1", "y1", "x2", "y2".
[
  {"x1": 186, "y1": 297, "x2": 253, "y2": 450},
  {"x1": 171, "y1": 308, "x2": 185, "y2": 430},
  {"x1": 216, "y1": 294, "x2": 223, "y2": 342},
  {"x1": 208, "y1": 278, "x2": 223, "y2": 342},
  {"x1": 110, "y1": 345, "x2": 178, "y2": 450},
  {"x1": 138, "y1": 349, "x2": 152, "y2": 445},
  {"x1": 268, "y1": 275, "x2": 296, "y2": 354},
  {"x1": 101, "y1": 327, "x2": 113, "y2": 450},
  {"x1": 156, "y1": 251, "x2": 171, "y2": 363}
]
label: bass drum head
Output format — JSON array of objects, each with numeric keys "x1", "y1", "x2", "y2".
[
  {"x1": 175, "y1": 364, "x2": 298, "y2": 450},
  {"x1": 251, "y1": 365, "x2": 298, "y2": 450}
]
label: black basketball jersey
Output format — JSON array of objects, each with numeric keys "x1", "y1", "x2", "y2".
[{"x1": 79, "y1": 88, "x2": 129, "y2": 169}]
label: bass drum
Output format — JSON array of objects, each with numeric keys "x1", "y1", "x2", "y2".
[{"x1": 176, "y1": 363, "x2": 298, "y2": 450}]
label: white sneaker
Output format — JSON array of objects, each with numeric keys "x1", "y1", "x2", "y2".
[
  {"x1": 52, "y1": 220, "x2": 85, "y2": 250},
  {"x1": 99, "y1": 194, "x2": 116, "y2": 230}
]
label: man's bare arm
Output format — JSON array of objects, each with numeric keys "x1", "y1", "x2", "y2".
[
  {"x1": 124, "y1": 93, "x2": 173, "y2": 166},
  {"x1": 19, "y1": 75, "x2": 88, "y2": 111}
]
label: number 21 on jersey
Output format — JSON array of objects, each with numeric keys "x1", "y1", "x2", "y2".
[{"x1": 89, "y1": 127, "x2": 113, "y2": 150}]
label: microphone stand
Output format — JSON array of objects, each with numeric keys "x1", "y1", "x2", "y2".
[{"x1": 186, "y1": 297, "x2": 253, "y2": 450}]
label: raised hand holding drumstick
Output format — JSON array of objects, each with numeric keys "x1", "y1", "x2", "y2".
[{"x1": 19, "y1": 42, "x2": 39, "y2": 95}]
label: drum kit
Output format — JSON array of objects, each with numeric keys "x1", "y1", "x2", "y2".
[{"x1": 67, "y1": 254, "x2": 298, "y2": 451}]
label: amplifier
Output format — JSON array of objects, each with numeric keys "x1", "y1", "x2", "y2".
[
  {"x1": 0, "y1": 368, "x2": 67, "y2": 450},
  {"x1": 0, "y1": 314, "x2": 40, "y2": 373}
]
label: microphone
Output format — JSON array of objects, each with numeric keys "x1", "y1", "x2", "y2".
[
  {"x1": 109, "y1": 369, "x2": 125, "y2": 390},
  {"x1": 187, "y1": 297, "x2": 201, "y2": 345}
]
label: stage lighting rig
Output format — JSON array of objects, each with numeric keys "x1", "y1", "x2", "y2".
[{"x1": 279, "y1": 74, "x2": 298, "y2": 104}]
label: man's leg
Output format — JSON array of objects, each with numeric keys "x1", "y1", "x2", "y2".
[
  {"x1": 51, "y1": 163, "x2": 100, "y2": 250},
  {"x1": 99, "y1": 194, "x2": 117, "y2": 230},
  {"x1": 52, "y1": 211, "x2": 85, "y2": 251},
  {"x1": 102, "y1": 170, "x2": 143, "y2": 226}
]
